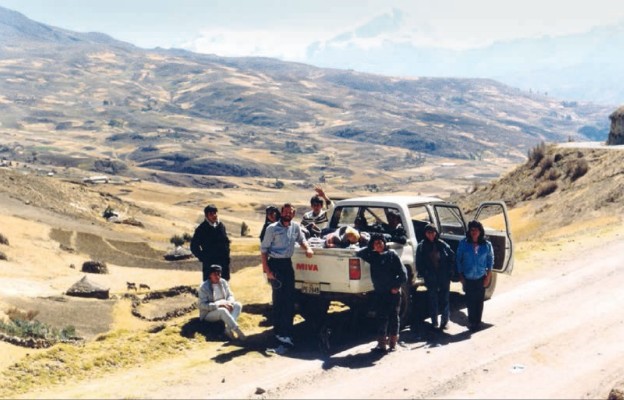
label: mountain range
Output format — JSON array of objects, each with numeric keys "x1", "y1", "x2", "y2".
[
  {"x1": 303, "y1": 8, "x2": 624, "y2": 105},
  {"x1": 0, "y1": 5, "x2": 615, "y2": 189}
]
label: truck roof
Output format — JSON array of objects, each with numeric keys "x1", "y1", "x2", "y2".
[{"x1": 336, "y1": 195, "x2": 445, "y2": 207}]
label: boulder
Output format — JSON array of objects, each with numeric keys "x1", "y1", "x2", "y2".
[
  {"x1": 81, "y1": 260, "x2": 109, "y2": 274},
  {"x1": 608, "y1": 106, "x2": 624, "y2": 145},
  {"x1": 164, "y1": 246, "x2": 193, "y2": 261},
  {"x1": 66, "y1": 275, "x2": 110, "y2": 299}
]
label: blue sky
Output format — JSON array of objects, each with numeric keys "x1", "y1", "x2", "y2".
[{"x1": 0, "y1": 0, "x2": 622, "y2": 61}]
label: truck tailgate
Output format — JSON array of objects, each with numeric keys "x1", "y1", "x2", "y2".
[{"x1": 292, "y1": 247, "x2": 374, "y2": 295}]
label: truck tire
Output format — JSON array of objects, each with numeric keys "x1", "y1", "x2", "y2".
[
  {"x1": 399, "y1": 283, "x2": 414, "y2": 327},
  {"x1": 297, "y1": 295, "x2": 329, "y2": 329},
  {"x1": 484, "y1": 273, "x2": 497, "y2": 300}
]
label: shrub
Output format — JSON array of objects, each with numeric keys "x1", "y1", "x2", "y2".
[
  {"x1": 536, "y1": 181, "x2": 558, "y2": 197},
  {"x1": 170, "y1": 235, "x2": 185, "y2": 247},
  {"x1": 0, "y1": 318, "x2": 76, "y2": 341},
  {"x1": 6, "y1": 307, "x2": 39, "y2": 322},
  {"x1": 0, "y1": 251, "x2": 6, "y2": 261},
  {"x1": 545, "y1": 168, "x2": 561, "y2": 181},
  {"x1": 0, "y1": 233, "x2": 8, "y2": 245},
  {"x1": 566, "y1": 159, "x2": 589, "y2": 181},
  {"x1": 527, "y1": 141, "x2": 546, "y2": 167},
  {"x1": 534, "y1": 156, "x2": 554, "y2": 179}
]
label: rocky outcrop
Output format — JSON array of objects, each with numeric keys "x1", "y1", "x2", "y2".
[
  {"x1": 66, "y1": 275, "x2": 110, "y2": 299},
  {"x1": 163, "y1": 246, "x2": 193, "y2": 261},
  {"x1": 608, "y1": 106, "x2": 624, "y2": 145},
  {"x1": 81, "y1": 260, "x2": 109, "y2": 274}
]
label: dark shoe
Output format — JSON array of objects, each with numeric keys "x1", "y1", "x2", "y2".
[
  {"x1": 469, "y1": 322, "x2": 481, "y2": 332},
  {"x1": 372, "y1": 344, "x2": 388, "y2": 353},
  {"x1": 372, "y1": 337, "x2": 388, "y2": 353},
  {"x1": 388, "y1": 335, "x2": 398, "y2": 351},
  {"x1": 440, "y1": 318, "x2": 449, "y2": 330}
]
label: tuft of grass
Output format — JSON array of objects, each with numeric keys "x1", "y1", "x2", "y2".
[
  {"x1": 0, "y1": 233, "x2": 8, "y2": 245},
  {"x1": 6, "y1": 307, "x2": 39, "y2": 322}
]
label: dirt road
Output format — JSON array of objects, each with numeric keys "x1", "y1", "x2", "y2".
[{"x1": 16, "y1": 226, "x2": 624, "y2": 399}]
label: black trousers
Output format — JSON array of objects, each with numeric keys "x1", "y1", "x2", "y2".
[
  {"x1": 375, "y1": 290, "x2": 401, "y2": 337},
  {"x1": 464, "y1": 276, "x2": 486, "y2": 325},
  {"x1": 268, "y1": 258, "x2": 295, "y2": 339}
]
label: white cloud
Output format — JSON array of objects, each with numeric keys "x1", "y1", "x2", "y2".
[{"x1": 181, "y1": 29, "x2": 324, "y2": 61}]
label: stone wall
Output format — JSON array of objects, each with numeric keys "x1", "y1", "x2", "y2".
[{"x1": 608, "y1": 106, "x2": 624, "y2": 145}]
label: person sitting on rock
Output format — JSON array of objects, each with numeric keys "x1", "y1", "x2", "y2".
[{"x1": 198, "y1": 264, "x2": 246, "y2": 341}]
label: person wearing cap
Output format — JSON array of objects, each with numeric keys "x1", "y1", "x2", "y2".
[
  {"x1": 416, "y1": 223, "x2": 455, "y2": 330},
  {"x1": 259, "y1": 205, "x2": 280, "y2": 242},
  {"x1": 198, "y1": 264, "x2": 246, "y2": 341},
  {"x1": 301, "y1": 186, "x2": 334, "y2": 238},
  {"x1": 356, "y1": 233, "x2": 407, "y2": 353},
  {"x1": 456, "y1": 220, "x2": 494, "y2": 332},
  {"x1": 191, "y1": 204, "x2": 232, "y2": 282},
  {"x1": 261, "y1": 202, "x2": 314, "y2": 350}
]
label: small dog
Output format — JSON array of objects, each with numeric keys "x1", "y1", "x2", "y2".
[
  {"x1": 126, "y1": 282, "x2": 137, "y2": 291},
  {"x1": 139, "y1": 283, "x2": 151, "y2": 291}
]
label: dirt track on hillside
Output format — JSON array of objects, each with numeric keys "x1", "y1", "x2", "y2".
[{"x1": 16, "y1": 227, "x2": 624, "y2": 399}]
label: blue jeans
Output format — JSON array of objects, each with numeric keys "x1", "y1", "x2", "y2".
[{"x1": 269, "y1": 258, "x2": 295, "y2": 339}]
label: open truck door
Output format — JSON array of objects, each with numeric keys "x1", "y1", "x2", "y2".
[{"x1": 473, "y1": 201, "x2": 514, "y2": 275}]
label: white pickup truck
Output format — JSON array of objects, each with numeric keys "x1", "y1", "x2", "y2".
[{"x1": 291, "y1": 195, "x2": 514, "y2": 325}]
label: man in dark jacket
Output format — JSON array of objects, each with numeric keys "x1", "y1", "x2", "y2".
[
  {"x1": 191, "y1": 204, "x2": 231, "y2": 281},
  {"x1": 416, "y1": 223, "x2": 455, "y2": 330}
]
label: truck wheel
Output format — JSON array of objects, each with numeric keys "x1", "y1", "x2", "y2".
[
  {"x1": 484, "y1": 273, "x2": 497, "y2": 300},
  {"x1": 399, "y1": 283, "x2": 414, "y2": 327},
  {"x1": 298, "y1": 295, "x2": 329, "y2": 329}
]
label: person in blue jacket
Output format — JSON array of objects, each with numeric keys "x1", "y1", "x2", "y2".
[
  {"x1": 456, "y1": 220, "x2": 494, "y2": 332},
  {"x1": 357, "y1": 233, "x2": 408, "y2": 352}
]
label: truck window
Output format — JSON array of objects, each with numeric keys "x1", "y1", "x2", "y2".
[
  {"x1": 436, "y1": 206, "x2": 466, "y2": 237},
  {"x1": 408, "y1": 205, "x2": 432, "y2": 243}
]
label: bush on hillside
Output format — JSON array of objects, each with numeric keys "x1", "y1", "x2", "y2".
[
  {"x1": 527, "y1": 141, "x2": 546, "y2": 167},
  {"x1": 0, "y1": 233, "x2": 8, "y2": 245},
  {"x1": 536, "y1": 181, "x2": 558, "y2": 198},
  {"x1": 566, "y1": 158, "x2": 589, "y2": 181}
]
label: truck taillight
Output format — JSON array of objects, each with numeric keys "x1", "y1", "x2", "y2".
[{"x1": 349, "y1": 258, "x2": 361, "y2": 280}]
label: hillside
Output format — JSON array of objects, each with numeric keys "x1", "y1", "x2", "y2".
[
  {"x1": 0, "y1": 6, "x2": 614, "y2": 190},
  {"x1": 452, "y1": 143, "x2": 624, "y2": 242}
]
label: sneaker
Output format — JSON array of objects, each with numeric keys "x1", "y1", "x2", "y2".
[
  {"x1": 267, "y1": 344, "x2": 289, "y2": 355},
  {"x1": 275, "y1": 335, "x2": 294, "y2": 347},
  {"x1": 224, "y1": 327, "x2": 235, "y2": 340},
  {"x1": 234, "y1": 327, "x2": 247, "y2": 340}
]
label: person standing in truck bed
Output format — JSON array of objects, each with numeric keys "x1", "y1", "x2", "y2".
[{"x1": 301, "y1": 186, "x2": 334, "y2": 238}]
